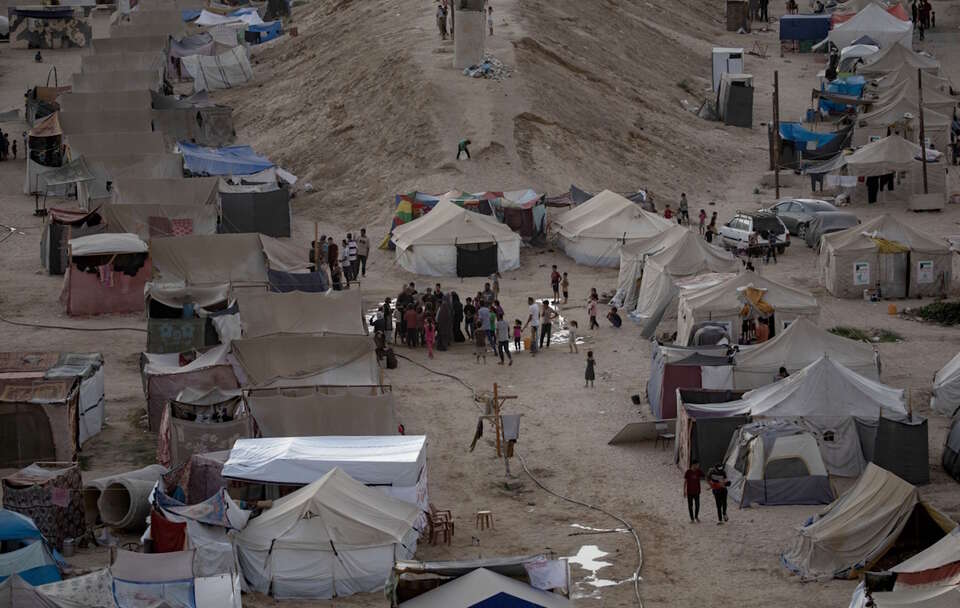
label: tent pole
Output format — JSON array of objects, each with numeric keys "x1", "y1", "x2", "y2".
[
  {"x1": 773, "y1": 70, "x2": 781, "y2": 199},
  {"x1": 917, "y1": 69, "x2": 928, "y2": 194}
]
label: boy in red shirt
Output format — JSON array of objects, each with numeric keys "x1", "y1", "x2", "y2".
[{"x1": 683, "y1": 461, "x2": 704, "y2": 523}]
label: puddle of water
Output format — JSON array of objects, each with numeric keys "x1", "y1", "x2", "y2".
[{"x1": 566, "y1": 544, "x2": 636, "y2": 600}]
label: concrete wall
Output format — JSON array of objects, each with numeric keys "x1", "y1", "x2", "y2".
[{"x1": 454, "y1": 10, "x2": 485, "y2": 69}]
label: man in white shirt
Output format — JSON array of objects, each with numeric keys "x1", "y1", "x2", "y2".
[
  {"x1": 356, "y1": 228, "x2": 370, "y2": 277},
  {"x1": 346, "y1": 234, "x2": 359, "y2": 280},
  {"x1": 523, "y1": 296, "x2": 540, "y2": 355}
]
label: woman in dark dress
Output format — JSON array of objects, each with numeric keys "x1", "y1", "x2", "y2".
[
  {"x1": 435, "y1": 295, "x2": 453, "y2": 351},
  {"x1": 451, "y1": 291, "x2": 465, "y2": 342}
]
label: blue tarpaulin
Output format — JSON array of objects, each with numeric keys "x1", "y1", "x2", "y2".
[
  {"x1": 180, "y1": 142, "x2": 274, "y2": 176},
  {"x1": 779, "y1": 122, "x2": 838, "y2": 148},
  {"x1": 248, "y1": 21, "x2": 282, "y2": 44},
  {"x1": 181, "y1": 9, "x2": 202, "y2": 21},
  {"x1": 818, "y1": 76, "x2": 866, "y2": 114},
  {"x1": 1, "y1": 565, "x2": 61, "y2": 586},
  {"x1": 779, "y1": 15, "x2": 831, "y2": 42},
  {"x1": 0, "y1": 510, "x2": 43, "y2": 542}
]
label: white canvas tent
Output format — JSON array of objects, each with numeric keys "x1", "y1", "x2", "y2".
[
  {"x1": 675, "y1": 271, "x2": 819, "y2": 346},
  {"x1": 235, "y1": 468, "x2": 420, "y2": 599},
  {"x1": 229, "y1": 335, "x2": 381, "y2": 389},
  {"x1": 781, "y1": 464, "x2": 956, "y2": 580},
  {"x1": 724, "y1": 421, "x2": 835, "y2": 507},
  {"x1": 822, "y1": 4, "x2": 912, "y2": 50},
  {"x1": 853, "y1": 94, "x2": 952, "y2": 152},
  {"x1": 237, "y1": 290, "x2": 368, "y2": 337},
  {"x1": 553, "y1": 190, "x2": 672, "y2": 267},
  {"x1": 732, "y1": 318, "x2": 879, "y2": 389},
  {"x1": 182, "y1": 46, "x2": 253, "y2": 92},
  {"x1": 611, "y1": 225, "x2": 689, "y2": 310},
  {"x1": 391, "y1": 198, "x2": 521, "y2": 277},
  {"x1": 931, "y1": 352, "x2": 960, "y2": 417},
  {"x1": 399, "y1": 567, "x2": 572, "y2": 608},
  {"x1": 859, "y1": 43, "x2": 942, "y2": 76}
]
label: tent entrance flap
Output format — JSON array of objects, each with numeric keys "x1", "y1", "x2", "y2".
[
  {"x1": 878, "y1": 252, "x2": 908, "y2": 298},
  {"x1": 456, "y1": 242, "x2": 498, "y2": 277}
]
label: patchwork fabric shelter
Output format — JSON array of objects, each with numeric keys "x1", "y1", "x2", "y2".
[
  {"x1": 246, "y1": 392, "x2": 397, "y2": 438},
  {"x1": 819, "y1": 214, "x2": 951, "y2": 299},
  {"x1": 181, "y1": 47, "x2": 253, "y2": 91},
  {"x1": 157, "y1": 388, "x2": 252, "y2": 470},
  {"x1": 61, "y1": 233, "x2": 150, "y2": 316},
  {"x1": 647, "y1": 342, "x2": 735, "y2": 420},
  {"x1": 104, "y1": 177, "x2": 220, "y2": 240},
  {"x1": 398, "y1": 567, "x2": 572, "y2": 608},
  {"x1": 0, "y1": 510, "x2": 60, "y2": 586},
  {"x1": 40, "y1": 206, "x2": 106, "y2": 275},
  {"x1": 724, "y1": 421, "x2": 834, "y2": 507},
  {"x1": 230, "y1": 335, "x2": 380, "y2": 389},
  {"x1": 391, "y1": 198, "x2": 521, "y2": 277},
  {"x1": 553, "y1": 190, "x2": 672, "y2": 267},
  {"x1": 237, "y1": 290, "x2": 368, "y2": 337},
  {"x1": 235, "y1": 468, "x2": 420, "y2": 599},
  {"x1": 2, "y1": 463, "x2": 85, "y2": 552},
  {"x1": 781, "y1": 464, "x2": 955, "y2": 580},
  {"x1": 109, "y1": 549, "x2": 242, "y2": 608}
]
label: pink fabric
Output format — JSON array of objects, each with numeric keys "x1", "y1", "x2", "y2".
[
  {"x1": 62, "y1": 259, "x2": 151, "y2": 316},
  {"x1": 171, "y1": 219, "x2": 193, "y2": 236}
]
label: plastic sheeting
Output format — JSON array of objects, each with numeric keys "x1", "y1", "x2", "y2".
[
  {"x1": 238, "y1": 290, "x2": 368, "y2": 337},
  {"x1": 142, "y1": 345, "x2": 240, "y2": 431},
  {"x1": 182, "y1": 46, "x2": 253, "y2": 91},
  {"x1": 180, "y1": 142, "x2": 272, "y2": 176},
  {"x1": 219, "y1": 187, "x2": 290, "y2": 237},
  {"x1": 230, "y1": 335, "x2": 379, "y2": 388}
]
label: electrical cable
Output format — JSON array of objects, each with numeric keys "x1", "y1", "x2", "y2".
[{"x1": 0, "y1": 313, "x2": 147, "y2": 333}]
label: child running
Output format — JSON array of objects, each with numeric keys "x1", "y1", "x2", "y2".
[
  {"x1": 585, "y1": 350, "x2": 596, "y2": 387},
  {"x1": 513, "y1": 319, "x2": 523, "y2": 351}
]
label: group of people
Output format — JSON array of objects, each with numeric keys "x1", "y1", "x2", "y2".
[
  {"x1": 683, "y1": 461, "x2": 730, "y2": 525},
  {"x1": 309, "y1": 229, "x2": 370, "y2": 290},
  {"x1": 0, "y1": 130, "x2": 17, "y2": 162}
]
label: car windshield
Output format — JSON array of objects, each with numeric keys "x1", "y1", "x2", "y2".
[{"x1": 751, "y1": 216, "x2": 784, "y2": 234}]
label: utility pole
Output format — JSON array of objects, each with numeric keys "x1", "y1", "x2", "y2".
[
  {"x1": 917, "y1": 68, "x2": 929, "y2": 194},
  {"x1": 773, "y1": 70, "x2": 781, "y2": 199}
]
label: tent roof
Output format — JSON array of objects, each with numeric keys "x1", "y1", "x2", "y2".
[
  {"x1": 554, "y1": 189, "x2": 672, "y2": 240},
  {"x1": 111, "y1": 177, "x2": 219, "y2": 207},
  {"x1": 68, "y1": 233, "x2": 148, "y2": 256},
  {"x1": 844, "y1": 135, "x2": 933, "y2": 176},
  {"x1": 223, "y1": 435, "x2": 427, "y2": 485},
  {"x1": 644, "y1": 229, "x2": 738, "y2": 276},
  {"x1": 860, "y1": 43, "x2": 941, "y2": 74},
  {"x1": 66, "y1": 132, "x2": 166, "y2": 158},
  {"x1": 392, "y1": 198, "x2": 519, "y2": 248},
  {"x1": 180, "y1": 142, "x2": 273, "y2": 176},
  {"x1": 680, "y1": 271, "x2": 819, "y2": 317},
  {"x1": 229, "y1": 334, "x2": 378, "y2": 387},
  {"x1": 110, "y1": 549, "x2": 194, "y2": 583},
  {"x1": 399, "y1": 567, "x2": 572, "y2": 608},
  {"x1": 236, "y1": 468, "x2": 420, "y2": 552},
  {"x1": 872, "y1": 64, "x2": 952, "y2": 92},
  {"x1": 826, "y1": 3, "x2": 913, "y2": 50},
  {"x1": 619, "y1": 225, "x2": 690, "y2": 260},
  {"x1": 36, "y1": 157, "x2": 96, "y2": 186},
  {"x1": 874, "y1": 78, "x2": 959, "y2": 111},
  {"x1": 0, "y1": 510, "x2": 42, "y2": 542},
  {"x1": 859, "y1": 94, "x2": 951, "y2": 129},
  {"x1": 149, "y1": 233, "x2": 309, "y2": 286},
  {"x1": 733, "y1": 355, "x2": 906, "y2": 418},
  {"x1": 734, "y1": 318, "x2": 877, "y2": 372},
  {"x1": 246, "y1": 391, "x2": 397, "y2": 438},
  {"x1": 822, "y1": 214, "x2": 950, "y2": 255},
  {"x1": 238, "y1": 290, "x2": 368, "y2": 338},
  {"x1": 0, "y1": 574, "x2": 61, "y2": 607}
]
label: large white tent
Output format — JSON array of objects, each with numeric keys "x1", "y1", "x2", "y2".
[
  {"x1": 859, "y1": 42, "x2": 941, "y2": 76},
  {"x1": 931, "y1": 352, "x2": 960, "y2": 417},
  {"x1": 553, "y1": 190, "x2": 672, "y2": 267},
  {"x1": 732, "y1": 318, "x2": 879, "y2": 389},
  {"x1": 236, "y1": 468, "x2": 420, "y2": 599},
  {"x1": 611, "y1": 225, "x2": 689, "y2": 310},
  {"x1": 391, "y1": 198, "x2": 521, "y2": 277},
  {"x1": 675, "y1": 271, "x2": 819, "y2": 346},
  {"x1": 823, "y1": 4, "x2": 912, "y2": 50}
]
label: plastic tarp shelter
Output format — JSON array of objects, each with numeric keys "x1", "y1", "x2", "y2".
[
  {"x1": 780, "y1": 122, "x2": 839, "y2": 148},
  {"x1": 391, "y1": 198, "x2": 521, "y2": 277},
  {"x1": 180, "y1": 142, "x2": 273, "y2": 176},
  {"x1": 821, "y1": 4, "x2": 913, "y2": 50},
  {"x1": 58, "y1": 110, "x2": 153, "y2": 135},
  {"x1": 0, "y1": 510, "x2": 60, "y2": 586},
  {"x1": 246, "y1": 392, "x2": 397, "y2": 438},
  {"x1": 110, "y1": 548, "x2": 242, "y2": 608},
  {"x1": 61, "y1": 234, "x2": 151, "y2": 316},
  {"x1": 733, "y1": 318, "x2": 879, "y2": 389},
  {"x1": 104, "y1": 177, "x2": 220, "y2": 240},
  {"x1": 553, "y1": 190, "x2": 673, "y2": 267},
  {"x1": 859, "y1": 43, "x2": 941, "y2": 75},
  {"x1": 181, "y1": 46, "x2": 253, "y2": 91},
  {"x1": 676, "y1": 271, "x2": 819, "y2": 346},
  {"x1": 238, "y1": 290, "x2": 368, "y2": 337},
  {"x1": 724, "y1": 421, "x2": 835, "y2": 507},
  {"x1": 235, "y1": 468, "x2": 420, "y2": 599},
  {"x1": 819, "y1": 214, "x2": 951, "y2": 299},
  {"x1": 70, "y1": 69, "x2": 164, "y2": 93},
  {"x1": 229, "y1": 335, "x2": 380, "y2": 389},
  {"x1": 398, "y1": 567, "x2": 572, "y2": 608},
  {"x1": 781, "y1": 464, "x2": 956, "y2": 580}
]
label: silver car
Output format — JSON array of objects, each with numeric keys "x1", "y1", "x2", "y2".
[
  {"x1": 804, "y1": 211, "x2": 860, "y2": 248},
  {"x1": 769, "y1": 199, "x2": 839, "y2": 238}
]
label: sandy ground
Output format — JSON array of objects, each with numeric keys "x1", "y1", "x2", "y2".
[{"x1": 2, "y1": 2, "x2": 960, "y2": 607}]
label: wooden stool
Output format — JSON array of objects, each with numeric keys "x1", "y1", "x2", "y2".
[{"x1": 475, "y1": 510, "x2": 494, "y2": 530}]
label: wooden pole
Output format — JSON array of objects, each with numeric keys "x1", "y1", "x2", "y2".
[
  {"x1": 493, "y1": 382, "x2": 501, "y2": 457},
  {"x1": 773, "y1": 70, "x2": 781, "y2": 199},
  {"x1": 917, "y1": 68, "x2": 929, "y2": 194}
]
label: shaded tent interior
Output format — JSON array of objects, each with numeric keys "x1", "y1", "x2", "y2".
[{"x1": 40, "y1": 206, "x2": 106, "y2": 275}]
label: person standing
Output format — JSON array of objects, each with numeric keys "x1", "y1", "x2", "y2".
[
  {"x1": 523, "y1": 297, "x2": 540, "y2": 355},
  {"x1": 487, "y1": 303, "x2": 498, "y2": 352},
  {"x1": 474, "y1": 318, "x2": 487, "y2": 364},
  {"x1": 487, "y1": 5, "x2": 494, "y2": 35},
  {"x1": 584, "y1": 350, "x2": 596, "y2": 387},
  {"x1": 588, "y1": 294, "x2": 599, "y2": 330},
  {"x1": 708, "y1": 463, "x2": 730, "y2": 524},
  {"x1": 760, "y1": 0, "x2": 768, "y2": 21},
  {"x1": 513, "y1": 319, "x2": 523, "y2": 351},
  {"x1": 383, "y1": 297, "x2": 393, "y2": 343},
  {"x1": 496, "y1": 313, "x2": 512, "y2": 366},
  {"x1": 477, "y1": 300, "x2": 491, "y2": 348},
  {"x1": 11, "y1": 139, "x2": 17, "y2": 160},
  {"x1": 568, "y1": 320, "x2": 579, "y2": 354},
  {"x1": 683, "y1": 461, "x2": 705, "y2": 523},
  {"x1": 490, "y1": 273, "x2": 500, "y2": 301},
  {"x1": 436, "y1": 296, "x2": 453, "y2": 351},
  {"x1": 540, "y1": 299, "x2": 556, "y2": 348},
  {"x1": 679, "y1": 193, "x2": 689, "y2": 226},
  {"x1": 326, "y1": 237, "x2": 339, "y2": 275},
  {"x1": 561, "y1": 272, "x2": 570, "y2": 304},
  {"x1": 911, "y1": 0, "x2": 918, "y2": 26},
  {"x1": 765, "y1": 231, "x2": 778, "y2": 264},
  {"x1": 698, "y1": 209, "x2": 706, "y2": 235},
  {"x1": 346, "y1": 234, "x2": 359, "y2": 280},
  {"x1": 340, "y1": 239, "x2": 351, "y2": 286},
  {"x1": 550, "y1": 265, "x2": 561, "y2": 303},
  {"x1": 356, "y1": 228, "x2": 369, "y2": 277},
  {"x1": 451, "y1": 291, "x2": 465, "y2": 342},
  {"x1": 424, "y1": 317, "x2": 436, "y2": 359},
  {"x1": 463, "y1": 297, "x2": 476, "y2": 339},
  {"x1": 404, "y1": 305, "x2": 419, "y2": 347},
  {"x1": 457, "y1": 139, "x2": 471, "y2": 160},
  {"x1": 437, "y1": 3, "x2": 447, "y2": 39},
  {"x1": 663, "y1": 204, "x2": 673, "y2": 220}
]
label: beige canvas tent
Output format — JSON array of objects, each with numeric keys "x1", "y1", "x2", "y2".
[
  {"x1": 238, "y1": 290, "x2": 368, "y2": 337},
  {"x1": 58, "y1": 110, "x2": 154, "y2": 136},
  {"x1": 231, "y1": 335, "x2": 381, "y2": 389},
  {"x1": 853, "y1": 94, "x2": 951, "y2": 153},
  {"x1": 104, "y1": 177, "x2": 220, "y2": 240},
  {"x1": 553, "y1": 190, "x2": 673, "y2": 267},
  {"x1": 79, "y1": 154, "x2": 185, "y2": 209},
  {"x1": 841, "y1": 135, "x2": 947, "y2": 210},
  {"x1": 870, "y1": 78, "x2": 959, "y2": 116},
  {"x1": 246, "y1": 392, "x2": 397, "y2": 437},
  {"x1": 782, "y1": 464, "x2": 956, "y2": 580},
  {"x1": 391, "y1": 198, "x2": 521, "y2": 277},
  {"x1": 869, "y1": 63, "x2": 954, "y2": 96},
  {"x1": 859, "y1": 43, "x2": 942, "y2": 76},
  {"x1": 57, "y1": 90, "x2": 153, "y2": 113},
  {"x1": 675, "y1": 271, "x2": 819, "y2": 345},
  {"x1": 611, "y1": 225, "x2": 689, "y2": 311},
  {"x1": 71, "y1": 69, "x2": 164, "y2": 93},
  {"x1": 66, "y1": 132, "x2": 167, "y2": 158},
  {"x1": 819, "y1": 214, "x2": 950, "y2": 298},
  {"x1": 91, "y1": 35, "x2": 168, "y2": 54}
]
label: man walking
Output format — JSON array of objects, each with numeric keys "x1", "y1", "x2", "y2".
[
  {"x1": 523, "y1": 297, "x2": 540, "y2": 356},
  {"x1": 540, "y1": 299, "x2": 556, "y2": 349},
  {"x1": 679, "y1": 193, "x2": 690, "y2": 226},
  {"x1": 683, "y1": 461, "x2": 704, "y2": 523},
  {"x1": 356, "y1": 228, "x2": 370, "y2": 277},
  {"x1": 346, "y1": 234, "x2": 359, "y2": 280},
  {"x1": 708, "y1": 463, "x2": 730, "y2": 524},
  {"x1": 326, "y1": 237, "x2": 339, "y2": 275},
  {"x1": 457, "y1": 139, "x2": 471, "y2": 160}
]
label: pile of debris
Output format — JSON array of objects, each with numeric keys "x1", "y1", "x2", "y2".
[{"x1": 463, "y1": 54, "x2": 513, "y2": 80}]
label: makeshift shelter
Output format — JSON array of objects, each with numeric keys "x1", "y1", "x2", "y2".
[
  {"x1": 103, "y1": 177, "x2": 220, "y2": 240},
  {"x1": 870, "y1": 63, "x2": 954, "y2": 96},
  {"x1": 40, "y1": 206, "x2": 106, "y2": 275},
  {"x1": 91, "y1": 35, "x2": 168, "y2": 54},
  {"x1": 24, "y1": 113, "x2": 64, "y2": 196},
  {"x1": 647, "y1": 342, "x2": 735, "y2": 420},
  {"x1": 781, "y1": 464, "x2": 956, "y2": 580},
  {"x1": 0, "y1": 574, "x2": 62, "y2": 607},
  {"x1": 180, "y1": 142, "x2": 273, "y2": 176},
  {"x1": 109, "y1": 549, "x2": 241, "y2": 608},
  {"x1": 732, "y1": 318, "x2": 879, "y2": 388},
  {"x1": 157, "y1": 389, "x2": 252, "y2": 470},
  {"x1": 246, "y1": 392, "x2": 397, "y2": 438},
  {"x1": 219, "y1": 186, "x2": 291, "y2": 237},
  {"x1": 60, "y1": 233, "x2": 150, "y2": 316},
  {"x1": 70, "y1": 69, "x2": 164, "y2": 93},
  {"x1": 872, "y1": 78, "x2": 959, "y2": 116},
  {"x1": 141, "y1": 345, "x2": 240, "y2": 431},
  {"x1": 58, "y1": 110, "x2": 154, "y2": 136},
  {"x1": 675, "y1": 271, "x2": 819, "y2": 346},
  {"x1": 853, "y1": 94, "x2": 951, "y2": 153},
  {"x1": 66, "y1": 132, "x2": 166, "y2": 159},
  {"x1": 152, "y1": 103, "x2": 236, "y2": 148},
  {"x1": 182, "y1": 46, "x2": 253, "y2": 91},
  {"x1": 391, "y1": 198, "x2": 521, "y2": 277},
  {"x1": 0, "y1": 510, "x2": 60, "y2": 586},
  {"x1": 2, "y1": 463, "x2": 84, "y2": 551},
  {"x1": 168, "y1": 33, "x2": 217, "y2": 81},
  {"x1": 859, "y1": 43, "x2": 942, "y2": 76},
  {"x1": 819, "y1": 214, "x2": 951, "y2": 299},
  {"x1": 236, "y1": 468, "x2": 420, "y2": 599},
  {"x1": 81, "y1": 51, "x2": 165, "y2": 75},
  {"x1": 840, "y1": 135, "x2": 946, "y2": 210},
  {"x1": 675, "y1": 388, "x2": 750, "y2": 472},
  {"x1": 724, "y1": 421, "x2": 835, "y2": 507},
  {"x1": 944, "y1": 416, "x2": 960, "y2": 482},
  {"x1": 553, "y1": 190, "x2": 673, "y2": 267},
  {"x1": 821, "y1": 4, "x2": 912, "y2": 50},
  {"x1": 230, "y1": 335, "x2": 381, "y2": 389},
  {"x1": 187, "y1": 450, "x2": 231, "y2": 505},
  {"x1": 0, "y1": 377, "x2": 82, "y2": 471},
  {"x1": 7, "y1": 5, "x2": 92, "y2": 50},
  {"x1": 612, "y1": 225, "x2": 689, "y2": 310},
  {"x1": 398, "y1": 567, "x2": 571, "y2": 608},
  {"x1": 238, "y1": 290, "x2": 368, "y2": 337},
  {"x1": 932, "y1": 353, "x2": 960, "y2": 417},
  {"x1": 78, "y1": 154, "x2": 185, "y2": 210}
]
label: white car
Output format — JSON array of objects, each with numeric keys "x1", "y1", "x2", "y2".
[{"x1": 719, "y1": 210, "x2": 790, "y2": 255}]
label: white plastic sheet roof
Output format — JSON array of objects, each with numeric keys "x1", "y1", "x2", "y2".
[
  {"x1": 825, "y1": 4, "x2": 912, "y2": 50},
  {"x1": 69, "y1": 233, "x2": 148, "y2": 256}
]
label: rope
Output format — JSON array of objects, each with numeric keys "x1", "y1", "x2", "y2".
[
  {"x1": 0, "y1": 313, "x2": 147, "y2": 333},
  {"x1": 389, "y1": 354, "x2": 643, "y2": 605}
]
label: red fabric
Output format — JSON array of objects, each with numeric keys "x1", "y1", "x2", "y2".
[
  {"x1": 684, "y1": 469, "x2": 705, "y2": 496},
  {"x1": 660, "y1": 365, "x2": 702, "y2": 419},
  {"x1": 171, "y1": 219, "x2": 194, "y2": 236},
  {"x1": 150, "y1": 510, "x2": 186, "y2": 553},
  {"x1": 896, "y1": 561, "x2": 960, "y2": 587},
  {"x1": 62, "y1": 259, "x2": 150, "y2": 316}
]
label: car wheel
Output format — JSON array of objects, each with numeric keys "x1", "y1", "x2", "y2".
[{"x1": 797, "y1": 223, "x2": 807, "y2": 238}]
